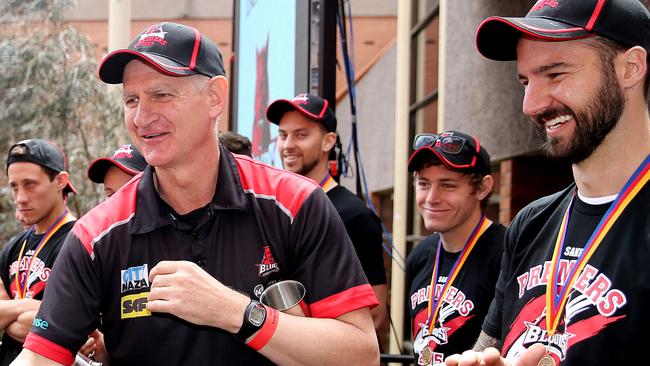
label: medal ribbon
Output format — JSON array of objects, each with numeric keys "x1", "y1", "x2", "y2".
[
  {"x1": 319, "y1": 173, "x2": 337, "y2": 192},
  {"x1": 425, "y1": 214, "x2": 490, "y2": 333},
  {"x1": 14, "y1": 209, "x2": 75, "y2": 299},
  {"x1": 545, "y1": 154, "x2": 650, "y2": 336}
]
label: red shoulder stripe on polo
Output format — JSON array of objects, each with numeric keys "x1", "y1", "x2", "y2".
[
  {"x1": 309, "y1": 284, "x2": 379, "y2": 319},
  {"x1": 23, "y1": 332, "x2": 75, "y2": 366},
  {"x1": 235, "y1": 155, "x2": 317, "y2": 220},
  {"x1": 72, "y1": 175, "x2": 140, "y2": 255}
]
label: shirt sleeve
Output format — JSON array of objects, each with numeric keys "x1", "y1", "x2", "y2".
[
  {"x1": 287, "y1": 189, "x2": 379, "y2": 319},
  {"x1": 22, "y1": 231, "x2": 102, "y2": 366}
]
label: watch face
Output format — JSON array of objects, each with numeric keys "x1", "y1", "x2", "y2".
[{"x1": 248, "y1": 304, "x2": 267, "y2": 326}]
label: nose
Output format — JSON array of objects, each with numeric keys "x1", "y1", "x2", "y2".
[
  {"x1": 424, "y1": 186, "x2": 441, "y2": 204},
  {"x1": 131, "y1": 99, "x2": 155, "y2": 129},
  {"x1": 282, "y1": 133, "x2": 297, "y2": 149},
  {"x1": 522, "y1": 79, "x2": 551, "y2": 118},
  {"x1": 13, "y1": 188, "x2": 28, "y2": 206}
]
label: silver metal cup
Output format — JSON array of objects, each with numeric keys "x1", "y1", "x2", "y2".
[{"x1": 259, "y1": 280, "x2": 306, "y2": 312}]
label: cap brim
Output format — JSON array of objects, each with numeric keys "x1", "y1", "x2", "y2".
[
  {"x1": 266, "y1": 99, "x2": 301, "y2": 125},
  {"x1": 408, "y1": 147, "x2": 441, "y2": 172},
  {"x1": 87, "y1": 158, "x2": 141, "y2": 183},
  {"x1": 98, "y1": 49, "x2": 198, "y2": 84},
  {"x1": 476, "y1": 16, "x2": 592, "y2": 61}
]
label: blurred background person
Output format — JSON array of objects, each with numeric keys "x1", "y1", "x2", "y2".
[{"x1": 86, "y1": 144, "x2": 147, "y2": 198}]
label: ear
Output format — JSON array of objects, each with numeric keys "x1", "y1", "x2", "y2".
[
  {"x1": 475, "y1": 175, "x2": 494, "y2": 201},
  {"x1": 54, "y1": 172, "x2": 70, "y2": 193},
  {"x1": 322, "y1": 131, "x2": 337, "y2": 154},
  {"x1": 618, "y1": 46, "x2": 647, "y2": 91},
  {"x1": 207, "y1": 76, "x2": 229, "y2": 120}
]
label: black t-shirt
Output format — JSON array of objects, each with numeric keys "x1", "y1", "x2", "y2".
[
  {"x1": 483, "y1": 183, "x2": 650, "y2": 365},
  {"x1": 0, "y1": 221, "x2": 75, "y2": 366},
  {"x1": 406, "y1": 222, "x2": 505, "y2": 365},
  {"x1": 327, "y1": 185, "x2": 387, "y2": 285}
]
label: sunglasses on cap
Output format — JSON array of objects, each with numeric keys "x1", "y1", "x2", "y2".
[
  {"x1": 412, "y1": 133, "x2": 479, "y2": 170},
  {"x1": 413, "y1": 133, "x2": 469, "y2": 154}
]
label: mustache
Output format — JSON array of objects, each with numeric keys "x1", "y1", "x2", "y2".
[{"x1": 532, "y1": 106, "x2": 574, "y2": 125}]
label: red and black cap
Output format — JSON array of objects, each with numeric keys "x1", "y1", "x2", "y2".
[
  {"x1": 408, "y1": 131, "x2": 491, "y2": 175},
  {"x1": 6, "y1": 139, "x2": 77, "y2": 195},
  {"x1": 87, "y1": 144, "x2": 147, "y2": 184},
  {"x1": 98, "y1": 22, "x2": 225, "y2": 84},
  {"x1": 476, "y1": 0, "x2": 650, "y2": 61},
  {"x1": 266, "y1": 93, "x2": 337, "y2": 132}
]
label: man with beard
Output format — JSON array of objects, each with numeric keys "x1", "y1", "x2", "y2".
[
  {"x1": 444, "y1": 1, "x2": 650, "y2": 366},
  {"x1": 266, "y1": 93, "x2": 389, "y2": 348}
]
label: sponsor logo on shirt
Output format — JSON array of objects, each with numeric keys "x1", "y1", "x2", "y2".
[
  {"x1": 257, "y1": 246, "x2": 280, "y2": 277},
  {"x1": 121, "y1": 292, "x2": 151, "y2": 319},
  {"x1": 121, "y1": 264, "x2": 150, "y2": 293},
  {"x1": 32, "y1": 318, "x2": 49, "y2": 330}
]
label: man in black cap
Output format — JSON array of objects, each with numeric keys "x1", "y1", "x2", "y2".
[
  {"x1": 405, "y1": 131, "x2": 504, "y2": 366},
  {"x1": 12, "y1": 23, "x2": 379, "y2": 366},
  {"x1": 87, "y1": 144, "x2": 147, "y2": 198},
  {"x1": 0, "y1": 139, "x2": 77, "y2": 366},
  {"x1": 446, "y1": 1, "x2": 650, "y2": 365},
  {"x1": 266, "y1": 93, "x2": 389, "y2": 347}
]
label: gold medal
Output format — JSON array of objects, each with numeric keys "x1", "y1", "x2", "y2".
[
  {"x1": 536, "y1": 354, "x2": 556, "y2": 366},
  {"x1": 420, "y1": 346, "x2": 432, "y2": 365}
]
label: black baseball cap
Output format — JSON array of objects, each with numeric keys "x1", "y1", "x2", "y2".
[
  {"x1": 266, "y1": 93, "x2": 337, "y2": 132},
  {"x1": 408, "y1": 131, "x2": 491, "y2": 175},
  {"x1": 6, "y1": 139, "x2": 77, "y2": 195},
  {"x1": 87, "y1": 144, "x2": 147, "y2": 184},
  {"x1": 98, "y1": 22, "x2": 226, "y2": 84},
  {"x1": 476, "y1": 0, "x2": 650, "y2": 61}
]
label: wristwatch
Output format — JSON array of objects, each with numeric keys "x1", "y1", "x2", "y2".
[{"x1": 235, "y1": 299, "x2": 267, "y2": 341}]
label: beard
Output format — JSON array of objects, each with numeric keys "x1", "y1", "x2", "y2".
[{"x1": 532, "y1": 64, "x2": 625, "y2": 164}]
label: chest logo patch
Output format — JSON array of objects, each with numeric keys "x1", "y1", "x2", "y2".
[
  {"x1": 121, "y1": 292, "x2": 151, "y2": 319},
  {"x1": 256, "y1": 246, "x2": 280, "y2": 277},
  {"x1": 121, "y1": 264, "x2": 150, "y2": 293}
]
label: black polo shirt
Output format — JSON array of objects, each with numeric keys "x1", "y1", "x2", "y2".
[{"x1": 24, "y1": 146, "x2": 377, "y2": 366}]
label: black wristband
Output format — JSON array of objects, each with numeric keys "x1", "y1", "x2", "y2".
[{"x1": 235, "y1": 299, "x2": 267, "y2": 341}]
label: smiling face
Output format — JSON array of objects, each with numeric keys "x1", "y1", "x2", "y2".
[
  {"x1": 121, "y1": 60, "x2": 218, "y2": 170},
  {"x1": 276, "y1": 110, "x2": 334, "y2": 181},
  {"x1": 414, "y1": 164, "x2": 484, "y2": 234},
  {"x1": 517, "y1": 37, "x2": 625, "y2": 164}
]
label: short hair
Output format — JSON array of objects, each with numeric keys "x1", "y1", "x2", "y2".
[
  {"x1": 219, "y1": 131, "x2": 252, "y2": 157},
  {"x1": 583, "y1": 36, "x2": 650, "y2": 98}
]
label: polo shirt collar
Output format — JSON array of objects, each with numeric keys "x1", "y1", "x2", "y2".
[{"x1": 131, "y1": 144, "x2": 248, "y2": 234}]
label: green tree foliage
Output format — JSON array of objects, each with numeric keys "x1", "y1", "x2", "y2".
[{"x1": 0, "y1": 0, "x2": 126, "y2": 245}]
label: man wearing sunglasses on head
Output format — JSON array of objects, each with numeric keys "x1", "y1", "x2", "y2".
[
  {"x1": 445, "y1": 1, "x2": 650, "y2": 366},
  {"x1": 405, "y1": 131, "x2": 505, "y2": 366}
]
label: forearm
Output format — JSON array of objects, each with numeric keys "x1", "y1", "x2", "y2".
[
  {"x1": 0, "y1": 299, "x2": 40, "y2": 330},
  {"x1": 10, "y1": 349, "x2": 63, "y2": 366},
  {"x1": 5, "y1": 310, "x2": 37, "y2": 343},
  {"x1": 472, "y1": 330, "x2": 500, "y2": 352},
  {"x1": 258, "y1": 309, "x2": 379, "y2": 366}
]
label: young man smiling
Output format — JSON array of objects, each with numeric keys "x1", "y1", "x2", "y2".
[{"x1": 405, "y1": 131, "x2": 504, "y2": 366}]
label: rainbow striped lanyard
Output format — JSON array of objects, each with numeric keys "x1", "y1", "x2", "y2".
[
  {"x1": 14, "y1": 209, "x2": 75, "y2": 299},
  {"x1": 425, "y1": 214, "x2": 491, "y2": 333},
  {"x1": 319, "y1": 173, "x2": 337, "y2": 192},
  {"x1": 545, "y1": 154, "x2": 650, "y2": 336}
]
